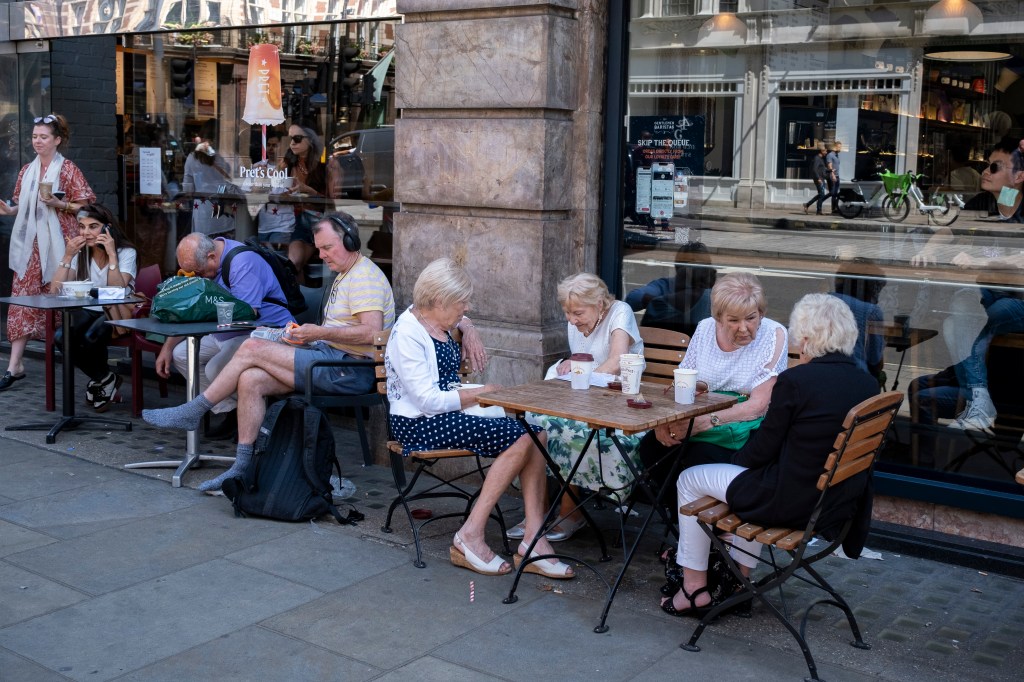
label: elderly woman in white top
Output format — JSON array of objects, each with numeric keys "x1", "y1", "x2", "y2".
[
  {"x1": 638, "y1": 272, "x2": 789, "y2": 503},
  {"x1": 386, "y1": 258, "x2": 573, "y2": 580},
  {"x1": 507, "y1": 273, "x2": 645, "y2": 543}
]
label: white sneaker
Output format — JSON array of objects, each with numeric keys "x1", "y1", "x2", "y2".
[{"x1": 948, "y1": 402, "x2": 995, "y2": 435}]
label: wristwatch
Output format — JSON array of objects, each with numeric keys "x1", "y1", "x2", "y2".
[
  {"x1": 709, "y1": 414, "x2": 722, "y2": 427},
  {"x1": 109, "y1": 263, "x2": 119, "y2": 272}
]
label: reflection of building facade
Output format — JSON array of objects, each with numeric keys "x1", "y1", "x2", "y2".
[{"x1": 0, "y1": 1, "x2": 1022, "y2": 555}]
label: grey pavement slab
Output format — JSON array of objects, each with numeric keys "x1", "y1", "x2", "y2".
[
  {"x1": 0, "y1": 561, "x2": 88, "y2": 627},
  {"x1": 5, "y1": 501, "x2": 298, "y2": 595},
  {"x1": 225, "y1": 523, "x2": 410, "y2": 592},
  {"x1": 0, "y1": 519, "x2": 55, "y2": 558},
  {"x1": 261, "y1": 561, "x2": 545, "y2": 670},
  {"x1": 0, "y1": 451, "x2": 120, "y2": 501},
  {"x1": 118, "y1": 625, "x2": 379, "y2": 682},
  {"x1": 0, "y1": 647, "x2": 67, "y2": 682},
  {"x1": 0, "y1": 559, "x2": 322, "y2": 682},
  {"x1": 374, "y1": 655, "x2": 509, "y2": 682},
  {"x1": 0, "y1": 475, "x2": 201, "y2": 539}
]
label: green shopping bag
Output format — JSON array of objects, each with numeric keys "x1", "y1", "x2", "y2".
[{"x1": 150, "y1": 276, "x2": 256, "y2": 323}]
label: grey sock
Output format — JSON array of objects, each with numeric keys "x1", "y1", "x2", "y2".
[
  {"x1": 198, "y1": 443, "x2": 254, "y2": 492},
  {"x1": 142, "y1": 394, "x2": 214, "y2": 431}
]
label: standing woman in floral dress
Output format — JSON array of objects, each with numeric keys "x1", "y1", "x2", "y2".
[{"x1": 0, "y1": 114, "x2": 96, "y2": 390}]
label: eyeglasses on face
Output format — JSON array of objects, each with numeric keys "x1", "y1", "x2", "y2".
[
  {"x1": 33, "y1": 115, "x2": 57, "y2": 124},
  {"x1": 290, "y1": 134, "x2": 306, "y2": 144}
]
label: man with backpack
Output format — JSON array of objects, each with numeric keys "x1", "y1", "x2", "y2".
[
  {"x1": 155, "y1": 233, "x2": 296, "y2": 437},
  {"x1": 143, "y1": 212, "x2": 397, "y2": 492}
]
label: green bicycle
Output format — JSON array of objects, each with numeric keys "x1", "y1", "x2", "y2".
[{"x1": 879, "y1": 170, "x2": 962, "y2": 226}]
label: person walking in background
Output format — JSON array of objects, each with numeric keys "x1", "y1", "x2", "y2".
[
  {"x1": 826, "y1": 141, "x2": 842, "y2": 214},
  {"x1": 803, "y1": 143, "x2": 829, "y2": 216},
  {"x1": 183, "y1": 119, "x2": 235, "y2": 237},
  {"x1": 0, "y1": 113, "x2": 96, "y2": 390},
  {"x1": 48, "y1": 203, "x2": 137, "y2": 410}
]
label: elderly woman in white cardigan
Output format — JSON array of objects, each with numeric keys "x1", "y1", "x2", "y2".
[{"x1": 385, "y1": 258, "x2": 573, "y2": 580}]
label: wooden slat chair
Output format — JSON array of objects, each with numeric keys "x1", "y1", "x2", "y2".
[
  {"x1": 677, "y1": 391, "x2": 903, "y2": 682},
  {"x1": 378, "y1": 329, "x2": 511, "y2": 568},
  {"x1": 638, "y1": 325, "x2": 689, "y2": 385}
]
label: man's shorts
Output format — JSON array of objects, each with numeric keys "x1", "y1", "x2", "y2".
[{"x1": 292, "y1": 340, "x2": 375, "y2": 395}]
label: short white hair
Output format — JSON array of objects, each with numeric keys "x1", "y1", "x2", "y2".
[{"x1": 788, "y1": 293, "x2": 858, "y2": 358}]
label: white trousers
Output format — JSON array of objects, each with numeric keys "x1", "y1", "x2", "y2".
[
  {"x1": 171, "y1": 334, "x2": 247, "y2": 413},
  {"x1": 675, "y1": 463, "x2": 762, "y2": 571}
]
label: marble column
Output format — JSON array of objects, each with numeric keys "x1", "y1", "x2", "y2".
[{"x1": 394, "y1": 0, "x2": 608, "y2": 387}]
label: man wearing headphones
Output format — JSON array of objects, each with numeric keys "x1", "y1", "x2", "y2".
[{"x1": 144, "y1": 211, "x2": 396, "y2": 492}]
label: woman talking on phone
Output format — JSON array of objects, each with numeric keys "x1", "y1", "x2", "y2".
[
  {"x1": 49, "y1": 204, "x2": 137, "y2": 411},
  {"x1": 0, "y1": 113, "x2": 96, "y2": 391}
]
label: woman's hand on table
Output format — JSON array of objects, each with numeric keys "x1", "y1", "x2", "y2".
[
  {"x1": 951, "y1": 252, "x2": 980, "y2": 269},
  {"x1": 655, "y1": 422, "x2": 686, "y2": 447},
  {"x1": 555, "y1": 360, "x2": 571, "y2": 376},
  {"x1": 459, "y1": 383, "x2": 502, "y2": 408}
]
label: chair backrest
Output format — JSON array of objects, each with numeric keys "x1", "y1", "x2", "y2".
[
  {"x1": 373, "y1": 327, "x2": 471, "y2": 396},
  {"x1": 134, "y1": 264, "x2": 164, "y2": 299},
  {"x1": 819, "y1": 390, "x2": 904, "y2": 492},
  {"x1": 639, "y1": 325, "x2": 689, "y2": 385}
]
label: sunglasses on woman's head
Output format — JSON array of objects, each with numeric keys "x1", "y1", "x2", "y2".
[
  {"x1": 33, "y1": 115, "x2": 56, "y2": 124},
  {"x1": 290, "y1": 134, "x2": 306, "y2": 143}
]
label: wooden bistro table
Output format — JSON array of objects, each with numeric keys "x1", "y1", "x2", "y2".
[
  {"x1": 0, "y1": 294, "x2": 140, "y2": 443},
  {"x1": 477, "y1": 378, "x2": 737, "y2": 633},
  {"x1": 107, "y1": 317, "x2": 241, "y2": 487}
]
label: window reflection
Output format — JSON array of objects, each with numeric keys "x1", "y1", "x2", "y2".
[{"x1": 623, "y1": 5, "x2": 1024, "y2": 491}]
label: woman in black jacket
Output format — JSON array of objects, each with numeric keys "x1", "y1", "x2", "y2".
[{"x1": 662, "y1": 293, "x2": 879, "y2": 617}]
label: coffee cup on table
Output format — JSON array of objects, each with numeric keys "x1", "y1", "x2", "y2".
[
  {"x1": 619, "y1": 353, "x2": 645, "y2": 395},
  {"x1": 569, "y1": 353, "x2": 594, "y2": 390},
  {"x1": 674, "y1": 368, "x2": 699, "y2": 404}
]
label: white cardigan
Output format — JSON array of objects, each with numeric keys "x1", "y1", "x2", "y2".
[{"x1": 385, "y1": 308, "x2": 463, "y2": 418}]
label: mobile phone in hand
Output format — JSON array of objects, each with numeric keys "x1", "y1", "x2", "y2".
[{"x1": 52, "y1": 191, "x2": 66, "y2": 201}]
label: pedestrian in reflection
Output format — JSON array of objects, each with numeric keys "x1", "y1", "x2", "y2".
[
  {"x1": 826, "y1": 141, "x2": 842, "y2": 214},
  {"x1": 0, "y1": 113, "x2": 96, "y2": 391},
  {"x1": 803, "y1": 143, "x2": 829, "y2": 216},
  {"x1": 626, "y1": 242, "x2": 716, "y2": 337}
]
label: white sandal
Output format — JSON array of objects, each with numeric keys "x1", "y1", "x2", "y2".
[
  {"x1": 514, "y1": 542, "x2": 574, "y2": 580},
  {"x1": 450, "y1": 532, "x2": 511, "y2": 576}
]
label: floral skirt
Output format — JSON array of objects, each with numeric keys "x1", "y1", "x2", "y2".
[{"x1": 526, "y1": 413, "x2": 644, "y2": 501}]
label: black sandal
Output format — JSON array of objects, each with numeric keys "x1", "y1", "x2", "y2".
[{"x1": 660, "y1": 585, "x2": 713, "y2": 618}]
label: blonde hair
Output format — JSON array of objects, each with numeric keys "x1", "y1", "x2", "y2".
[
  {"x1": 831, "y1": 141, "x2": 842, "y2": 152},
  {"x1": 788, "y1": 293, "x2": 857, "y2": 358},
  {"x1": 413, "y1": 258, "x2": 473, "y2": 310},
  {"x1": 557, "y1": 273, "x2": 615, "y2": 311},
  {"x1": 710, "y1": 272, "x2": 766, "y2": 320}
]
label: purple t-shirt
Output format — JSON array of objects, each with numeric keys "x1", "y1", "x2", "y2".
[{"x1": 214, "y1": 238, "x2": 295, "y2": 331}]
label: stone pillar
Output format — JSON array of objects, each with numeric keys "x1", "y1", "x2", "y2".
[{"x1": 394, "y1": 0, "x2": 608, "y2": 388}]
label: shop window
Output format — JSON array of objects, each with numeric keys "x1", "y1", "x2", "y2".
[{"x1": 619, "y1": 5, "x2": 1024, "y2": 508}]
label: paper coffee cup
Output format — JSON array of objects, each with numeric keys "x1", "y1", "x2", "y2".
[
  {"x1": 619, "y1": 353, "x2": 645, "y2": 395},
  {"x1": 569, "y1": 352, "x2": 594, "y2": 390},
  {"x1": 39, "y1": 182, "x2": 53, "y2": 200},
  {"x1": 215, "y1": 301, "x2": 234, "y2": 325},
  {"x1": 674, "y1": 368, "x2": 699, "y2": 404}
]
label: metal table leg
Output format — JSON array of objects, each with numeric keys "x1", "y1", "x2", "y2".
[
  {"x1": 124, "y1": 334, "x2": 233, "y2": 486},
  {"x1": 7, "y1": 308, "x2": 132, "y2": 443}
]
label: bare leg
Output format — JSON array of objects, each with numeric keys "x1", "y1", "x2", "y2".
[
  {"x1": 202, "y1": 338, "x2": 296, "y2": 406},
  {"x1": 287, "y1": 240, "x2": 316, "y2": 285},
  {"x1": 6, "y1": 337, "x2": 27, "y2": 375},
  {"x1": 236, "y1": 367, "x2": 292, "y2": 445}
]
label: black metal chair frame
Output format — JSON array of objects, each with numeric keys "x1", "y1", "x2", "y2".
[{"x1": 680, "y1": 391, "x2": 903, "y2": 682}]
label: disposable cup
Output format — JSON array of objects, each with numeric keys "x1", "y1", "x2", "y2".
[
  {"x1": 569, "y1": 352, "x2": 594, "y2": 390},
  {"x1": 215, "y1": 301, "x2": 234, "y2": 325},
  {"x1": 674, "y1": 368, "x2": 699, "y2": 404},
  {"x1": 39, "y1": 182, "x2": 53, "y2": 200},
  {"x1": 619, "y1": 353, "x2": 645, "y2": 395}
]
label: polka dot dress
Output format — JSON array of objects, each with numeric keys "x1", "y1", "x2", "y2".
[{"x1": 390, "y1": 335, "x2": 539, "y2": 457}]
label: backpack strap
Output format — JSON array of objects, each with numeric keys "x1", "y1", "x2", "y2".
[
  {"x1": 221, "y1": 243, "x2": 290, "y2": 311},
  {"x1": 300, "y1": 400, "x2": 351, "y2": 525}
]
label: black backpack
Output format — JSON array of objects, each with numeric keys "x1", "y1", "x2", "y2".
[
  {"x1": 222, "y1": 237, "x2": 308, "y2": 315},
  {"x1": 221, "y1": 397, "x2": 361, "y2": 524}
]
